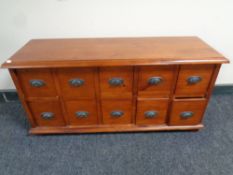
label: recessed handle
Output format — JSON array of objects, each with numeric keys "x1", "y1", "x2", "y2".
[
  {"x1": 69, "y1": 78, "x2": 84, "y2": 87},
  {"x1": 30, "y1": 80, "x2": 45, "y2": 87},
  {"x1": 111, "y1": 111, "x2": 124, "y2": 118},
  {"x1": 148, "y1": 77, "x2": 162, "y2": 85},
  {"x1": 187, "y1": 76, "x2": 202, "y2": 84},
  {"x1": 108, "y1": 78, "x2": 124, "y2": 86},
  {"x1": 41, "y1": 112, "x2": 54, "y2": 120},
  {"x1": 75, "y1": 111, "x2": 89, "y2": 118},
  {"x1": 180, "y1": 111, "x2": 194, "y2": 119},
  {"x1": 144, "y1": 110, "x2": 158, "y2": 118}
]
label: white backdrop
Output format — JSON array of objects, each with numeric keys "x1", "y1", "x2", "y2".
[{"x1": 0, "y1": 0, "x2": 232, "y2": 89}]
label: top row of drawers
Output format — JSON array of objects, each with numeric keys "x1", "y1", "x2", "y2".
[{"x1": 16, "y1": 65, "x2": 215, "y2": 99}]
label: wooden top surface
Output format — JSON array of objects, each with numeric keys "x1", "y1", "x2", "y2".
[{"x1": 2, "y1": 37, "x2": 229, "y2": 68}]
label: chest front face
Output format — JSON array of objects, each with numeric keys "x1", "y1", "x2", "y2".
[
  {"x1": 10, "y1": 63, "x2": 220, "y2": 134},
  {"x1": 3, "y1": 37, "x2": 228, "y2": 134}
]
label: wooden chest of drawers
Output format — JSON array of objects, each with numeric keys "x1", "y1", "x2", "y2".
[{"x1": 1, "y1": 37, "x2": 229, "y2": 134}]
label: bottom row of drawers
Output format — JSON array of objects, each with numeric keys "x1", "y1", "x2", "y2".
[{"x1": 28, "y1": 99, "x2": 207, "y2": 127}]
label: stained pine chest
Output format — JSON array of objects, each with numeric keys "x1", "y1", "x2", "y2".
[{"x1": 1, "y1": 37, "x2": 229, "y2": 134}]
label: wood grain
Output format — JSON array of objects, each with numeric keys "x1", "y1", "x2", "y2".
[
  {"x1": 2, "y1": 37, "x2": 229, "y2": 68},
  {"x1": 16, "y1": 69, "x2": 57, "y2": 98},
  {"x1": 136, "y1": 98, "x2": 169, "y2": 125},
  {"x1": 99, "y1": 67, "x2": 133, "y2": 99},
  {"x1": 169, "y1": 98, "x2": 207, "y2": 125},
  {"x1": 29, "y1": 124, "x2": 204, "y2": 134},
  {"x1": 174, "y1": 65, "x2": 215, "y2": 97},
  {"x1": 138, "y1": 65, "x2": 176, "y2": 98},
  {"x1": 9, "y1": 69, "x2": 37, "y2": 127},
  {"x1": 56, "y1": 68, "x2": 95, "y2": 99},
  {"x1": 3, "y1": 37, "x2": 229, "y2": 134},
  {"x1": 65, "y1": 100, "x2": 98, "y2": 126},
  {"x1": 28, "y1": 100, "x2": 66, "y2": 127},
  {"x1": 101, "y1": 100, "x2": 133, "y2": 124}
]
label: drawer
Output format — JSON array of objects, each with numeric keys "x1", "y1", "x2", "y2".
[
  {"x1": 17, "y1": 69, "x2": 57, "y2": 98},
  {"x1": 28, "y1": 100, "x2": 65, "y2": 126},
  {"x1": 136, "y1": 99, "x2": 169, "y2": 125},
  {"x1": 57, "y1": 68, "x2": 95, "y2": 99},
  {"x1": 138, "y1": 66, "x2": 176, "y2": 98},
  {"x1": 175, "y1": 65, "x2": 214, "y2": 97},
  {"x1": 101, "y1": 100, "x2": 132, "y2": 124},
  {"x1": 99, "y1": 67, "x2": 133, "y2": 99},
  {"x1": 65, "y1": 100, "x2": 98, "y2": 126},
  {"x1": 169, "y1": 99, "x2": 207, "y2": 125}
]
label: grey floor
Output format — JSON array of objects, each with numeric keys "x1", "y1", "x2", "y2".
[{"x1": 0, "y1": 95, "x2": 233, "y2": 175}]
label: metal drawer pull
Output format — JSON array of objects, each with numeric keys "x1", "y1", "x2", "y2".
[
  {"x1": 30, "y1": 80, "x2": 45, "y2": 87},
  {"x1": 180, "y1": 111, "x2": 194, "y2": 119},
  {"x1": 148, "y1": 77, "x2": 162, "y2": 85},
  {"x1": 69, "y1": 78, "x2": 84, "y2": 87},
  {"x1": 111, "y1": 111, "x2": 124, "y2": 118},
  {"x1": 187, "y1": 76, "x2": 202, "y2": 84},
  {"x1": 109, "y1": 78, "x2": 124, "y2": 86},
  {"x1": 144, "y1": 110, "x2": 158, "y2": 118},
  {"x1": 41, "y1": 112, "x2": 54, "y2": 120},
  {"x1": 75, "y1": 111, "x2": 89, "y2": 118}
]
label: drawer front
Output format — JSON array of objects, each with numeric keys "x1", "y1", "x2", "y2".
[
  {"x1": 136, "y1": 99, "x2": 169, "y2": 125},
  {"x1": 138, "y1": 66, "x2": 176, "y2": 98},
  {"x1": 175, "y1": 65, "x2": 214, "y2": 97},
  {"x1": 17, "y1": 69, "x2": 57, "y2": 97},
  {"x1": 99, "y1": 67, "x2": 133, "y2": 99},
  {"x1": 65, "y1": 100, "x2": 98, "y2": 126},
  {"x1": 101, "y1": 100, "x2": 132, "y2": 124},
  {"x1": 57, "y1": 68, "x2": 95, "y2": 99},
  {"x1": 169, "y1": 99, "x2": 207, "y2": 125},
  {"x1": 28, "y1": 100, "x2": 65, "y2": 126}
]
